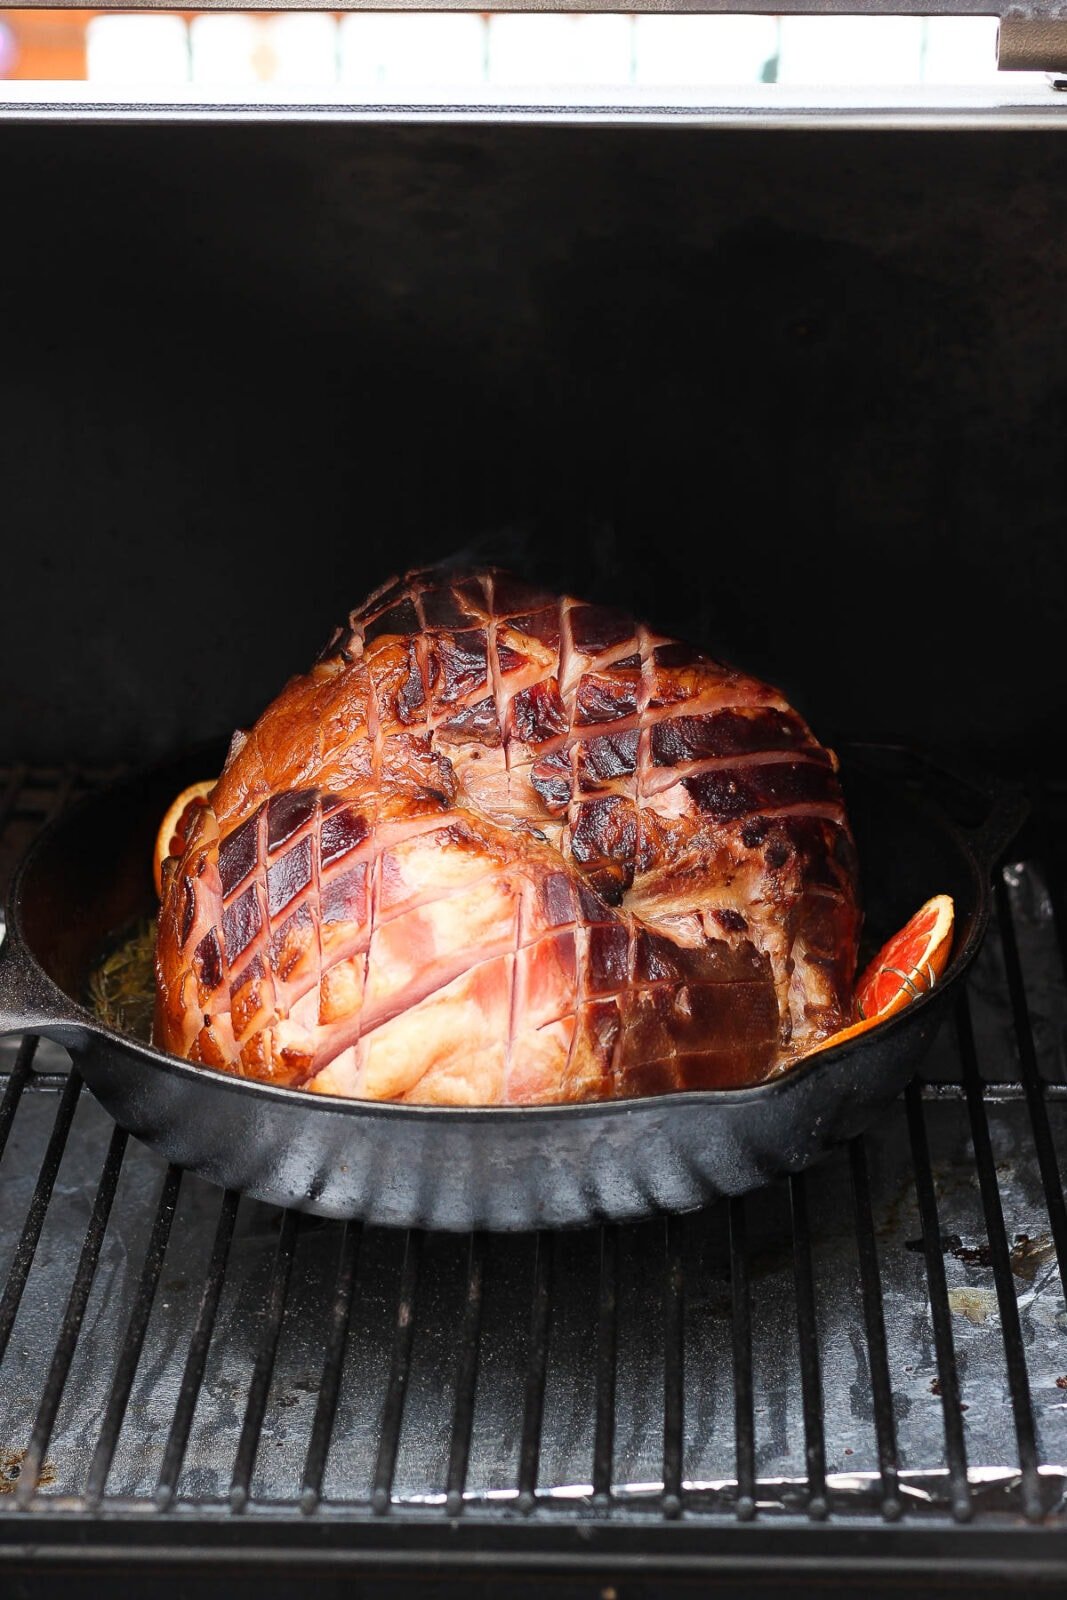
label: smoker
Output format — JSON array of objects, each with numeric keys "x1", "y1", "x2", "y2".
[{"x1": 1, "y1": 0, "x2": 1066, "y2": 1592}]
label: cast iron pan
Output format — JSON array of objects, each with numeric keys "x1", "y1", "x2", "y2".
[{"x1": 0, "y1": 744, "x2": 1024, "y2": 1231}]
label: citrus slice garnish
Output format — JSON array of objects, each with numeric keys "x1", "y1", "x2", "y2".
[
  {"x1": 153, "y1": 780, "x2": 215, "y2": 897},
  {"x1": 855, "y1": 893, "x2": 955, "y2": 1022},
  {"x1": 804, "y1": 893, "x2": 955, "y2": 1057}
]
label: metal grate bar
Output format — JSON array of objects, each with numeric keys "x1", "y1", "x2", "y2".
[
  {"x1": 371, "y1": 1229, "x2": 424, "y2": 1514},
  {"x1": 0, "y1": 1067, "x2": 83, "y2": 1367},
  {"x1": 301, "y1": 1220, "x2": 362, "y2": 1514},
  {"x1": 86, "y1": 1164, "x2": 183, "y2": 1508},
  {"x1": 1, "y1": 765, "x2": 1064, "y2": 1540},
  {"x1": 905, "y1": 1078, "x2": 972, "y2": 1522},
  {"x1": 591, "y1": 1224, "x2": 618, "y2": 1507},
  {"x1": 956, "y1": 991, "x2": 1043, "y2": 1521},
  {"x1": 994, "y1": 875, "x2": 1067, "y2": 1307},
  {"x1": 0, "y1": 1034, "x2": 37, "y2": 1164},
  {"x1": 155, "y1": 1187, "x2": 239, "y2": 1509},
  {"x1": 662, "y1": 1215, "x2": 685, "y2": 1517},
  {"x1": 230, "y1": 1208, "x2": 300, "y2": 1511},
  {"x1": 15, "y1": 1124, "x2": 129, "y2": 1507},
  {"x1": 516, "y1": 1231, "x2": 553, "y2": 1514},
  {"x1": 848, "y1": 1136, "x2": 901, "y2": 1521},
  {"x1": 789, "y1": 1172, "x2": 828, "y2": 1520},
  {"x1": 445, "y1": 1231, "x2": 485, "y2": 1516},
  {"x1": 919, "y1": 1081, "x2": 1067, "y2": 1102},
  {"x1": 728, "y1": 1196, "x2": 756, "y2": 1521}
]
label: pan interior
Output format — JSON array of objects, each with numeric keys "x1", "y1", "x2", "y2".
[{"x1": 15, "y1": 747, "x2": 224, "y2": 1013}]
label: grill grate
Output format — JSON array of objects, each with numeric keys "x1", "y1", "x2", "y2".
[{"x1": 1, "y1": 764, "x2": 1066, "y2": 1582}]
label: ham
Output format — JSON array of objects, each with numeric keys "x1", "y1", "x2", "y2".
[{"x1": 154, "y1": 569, "x2": 860, "y2": 1103}]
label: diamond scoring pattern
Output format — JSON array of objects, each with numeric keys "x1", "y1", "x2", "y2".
[{"x1": 155, "y1": 568, "x2": 860, "y2": 1102}]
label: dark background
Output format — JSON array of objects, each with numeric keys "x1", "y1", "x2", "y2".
[{"x1": 1, "y1": 121, "x2": 1064, "y2": 773}]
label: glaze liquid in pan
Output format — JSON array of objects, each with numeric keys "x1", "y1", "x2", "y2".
[
  {"x1": 80, "y1": 896, "x2": 906, "y2": 1057},
  {"x1": 0, "y1": 744, "x2": 1024, "y2": 1229}
]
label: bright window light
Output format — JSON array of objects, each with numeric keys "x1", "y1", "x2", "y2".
[
  {"x1": 268, "y1": 14, "x2": 340, "y2": 87},
  {"x1": 923, "y1": 17, "x2": 1000, "y2": 83},
  {"x1": 339, "y1": 13, "x2": 486, "y2": 92},
  {"x1": 777, "y1": 16, "x2": 925, "y2": 85},
  {"x1": 633, "y1": 16, "x2": 779, "y2": 87},
  {"x1": 0, "y1": 10, "x2": 1019, "y2": 99},
  {"x1": 487, "y1": 16, "x2": 634, "y2": 88},
  {"x1": 85, "y1": 14, "x2": 190, "y2": 86},
  {"x1": 188, "y1": 15, "x2": 264, "y2": 87}
]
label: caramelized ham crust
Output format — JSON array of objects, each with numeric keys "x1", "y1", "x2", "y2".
[{"x1": 154, "y1": 570, "x2": 860, "y2": 1103}]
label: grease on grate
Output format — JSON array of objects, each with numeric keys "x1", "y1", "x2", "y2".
[
  {"x1": 0, "y1": 1448, "x2": 56, "y2": 1494},
  {"x1": 87, "y1": 917, "x2": 156, "y2": 1043}
]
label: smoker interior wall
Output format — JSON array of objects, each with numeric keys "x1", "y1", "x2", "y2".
[{"x1": 0, "y1": 122, "x2": 1064, "y2": 774}]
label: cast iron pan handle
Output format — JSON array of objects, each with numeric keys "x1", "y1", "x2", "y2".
[
  {"x1": 845, "y1": 741, "x2": 1027, "y2": 872},
  {"x1": 0, "y1": 931, "x2": 87, "y2": 1043}
]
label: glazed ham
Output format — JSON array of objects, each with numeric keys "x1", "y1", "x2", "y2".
[{"x1": 154, "y1": 570, "x2": 860, "y2": 1104}]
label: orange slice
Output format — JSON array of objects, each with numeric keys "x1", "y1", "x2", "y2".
[
  {"x1": 153, "y1": 780, "x2": 215, "y2": 897},
  {"x1": 855, "y1": 893, "x2": 955, "y2": 1022},
  {"x1": 805, "y1": 893, "x2": 955, "y2": 1057}
]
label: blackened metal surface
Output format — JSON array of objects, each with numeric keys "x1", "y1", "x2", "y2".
[
  {"x1": 2, "y1": 124, "x2": 1067, "y2": 773},
  {"x1": 0, "y1": 1030, "x2": 1064, "y2": 1519}
]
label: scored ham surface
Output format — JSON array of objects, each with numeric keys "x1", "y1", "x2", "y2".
[{"x1": 154, "y1": 569, "x2": 860, "y2": 1104}]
